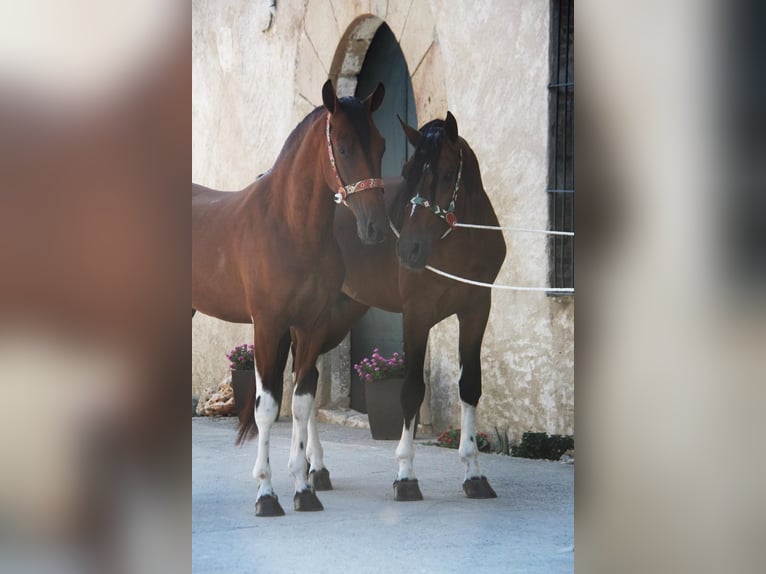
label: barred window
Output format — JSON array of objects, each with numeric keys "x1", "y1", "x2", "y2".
[{"x1": 548, "y1": 0, "x2": 574, "y2": 293}]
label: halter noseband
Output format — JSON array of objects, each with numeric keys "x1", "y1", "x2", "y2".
[
  {"x1": 409, "y1": 149, "x2": 463, "y2": 239},
  {"x1": 326, "y1": 112, "x2": 383, "y2": 205}
]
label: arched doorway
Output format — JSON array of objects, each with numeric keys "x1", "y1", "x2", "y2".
[{"x1": 348, "y1": 22, "x2": 416, "y2": 413}]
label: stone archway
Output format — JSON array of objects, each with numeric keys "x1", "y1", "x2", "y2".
[{"x1": 292, "y1": 1, "x2": 447, "y2": 129}]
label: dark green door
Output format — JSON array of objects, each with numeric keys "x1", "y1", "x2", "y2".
[{"x1": 350, "y1": 23, "x2": 416, "y2": 413}]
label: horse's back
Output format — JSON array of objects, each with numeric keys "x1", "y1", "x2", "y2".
[{"x1": 192, "y1": 182, "x2": 235, "y2": 210}]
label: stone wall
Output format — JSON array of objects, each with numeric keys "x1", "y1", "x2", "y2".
[{"x1": 192, "y1": 0, "x2": 574, "y2": 440}]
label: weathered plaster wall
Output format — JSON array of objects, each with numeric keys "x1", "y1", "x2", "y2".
[{"x1": 192, "y1": 0, "x2": 574, "y2": 440}]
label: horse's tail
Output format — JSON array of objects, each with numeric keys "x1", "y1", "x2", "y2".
[{"x1": 236, "y1": 386, "x2": 259, "y2": 445}]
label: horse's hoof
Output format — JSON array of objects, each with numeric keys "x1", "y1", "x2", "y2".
[
  {"x1": 309, "y1": 468, "x2": 333, "y2": 491},
  {"x1": 293, "y1": 489, "x2": 324, "y2": 511},
  {"x1": 393, "y1": 478, "x2": 423, "y2": 501},
  {"x1": 255, "y1": 494, "x2": 285, "y2": 517},
  {"x1": 463, "y1": 476, "x2": 498, "y2": 499}
]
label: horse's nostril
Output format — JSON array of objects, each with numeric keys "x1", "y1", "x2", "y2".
[{"x1": 367, "y1": 221, "x2": 377, "y2": 238}]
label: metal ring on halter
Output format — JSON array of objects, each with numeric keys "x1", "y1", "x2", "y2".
[{"x1": 333, "y1": 187, "x2": 348, "y2": 204}]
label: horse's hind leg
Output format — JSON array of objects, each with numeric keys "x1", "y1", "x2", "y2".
[
  {"x1": 457, "y1": 296, "x2": 497, "y2": 499},
  {"x1": 305, "y1": 365, "x2": 331, "y2": 491},
  {"x1": 306, "y1": 295, "x2": 369, "y2": 491}
]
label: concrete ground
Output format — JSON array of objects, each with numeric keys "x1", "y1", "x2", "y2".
[{"x1": 192, "y1": 416, "x2": 573, "y2": 574}]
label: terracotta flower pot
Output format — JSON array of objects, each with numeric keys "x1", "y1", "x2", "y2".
[{"x1": 364, "y1": 377, "x2": 416, "y2": 440}]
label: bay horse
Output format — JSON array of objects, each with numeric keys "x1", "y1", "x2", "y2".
[
  {"x1": 192, "y1": 80, "x2": 387, "y2": 517},
  {"x1": 283, "y1": 112, "x2": 507, "y2": 500}
]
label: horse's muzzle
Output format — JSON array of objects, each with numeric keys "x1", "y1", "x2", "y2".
[
  {"x1": 358, "y1": 218, "x2": 387, "y2": 245},
  {"x1": 396, "y1": 237, "x2": 429, "y2": 269}
]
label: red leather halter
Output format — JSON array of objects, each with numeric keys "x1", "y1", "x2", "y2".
[{"x1": 326, "y1": 113, "x2": 383, "y2": 205}]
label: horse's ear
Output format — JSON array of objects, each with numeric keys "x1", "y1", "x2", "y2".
[
  {"x1": 445, "y1": 111, "x2": 458, "y2": 142},
  {"x1": 322, "y1": 79, "x2": 337, "y2": 113},
  {"x1": 398, "y1": 115, "x2": 422, "y2": 148},
  {"x1": 365, "y1": 83, "x2": 385, "y2": 113}
]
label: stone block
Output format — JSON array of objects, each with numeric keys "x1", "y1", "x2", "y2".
[
  {"x1": 399, "y1": 0, "x2": 436, "y2": 76},
  {"x1": 384, "y1": 0, "x2": 415, "y2": 42},
  {"x1": 411, "y1": 39, "x2": 447, "y2": 126},
  {"x1": 304, "y1": 0, "x2": 340, "y2": 73},
  {"x1": 329, "y1": 0, "x2": 371, "y2": 34},
  {"x1": 295, "y1": 32, "x2": 327, "y2": 108}
]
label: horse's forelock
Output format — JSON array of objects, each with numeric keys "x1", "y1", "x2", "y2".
[
  {"x1": 404, "y1": 121, "x2": 445, "y2": 188},
  {"x1": 335, "y1": 96, "x2": 374, "y2": 165}
]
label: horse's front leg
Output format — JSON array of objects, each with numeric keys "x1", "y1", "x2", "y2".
[
  {"x1": 457, "y1": 297, "x2": 497, "y2": 499},
  {"x1": 393, "y1": 311, "x2": 430, "y2": 501},
  {"x1": 249, "y1": 327, "x2": 290, "y2": 517},
  {"x1": 287, "y1": 329, "x2": 325, "y2": 511}
]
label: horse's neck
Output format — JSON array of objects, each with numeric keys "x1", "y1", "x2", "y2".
[
  {"x1": 267, "y1": 117, "x2": 336, "y2": 244},
  {"x1": 459, "y1": 144, "x2": 499, "y2": 227}
]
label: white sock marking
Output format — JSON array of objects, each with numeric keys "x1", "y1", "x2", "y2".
[
  {"x1": 458, "y1": 401, "x2": 482, "y2": 480},
  {"x1": 288, "y1": 392, "x2": 313, "y2": 493},
  {"x1": 395, "y1": 420, "x2": 417, "y2": 481},
  {"x1": 306, "y1": 405, "x2": 325, "y2": 473},
  {"x1": 252, "y1": 369, "x2": 279, "y2": 500}
]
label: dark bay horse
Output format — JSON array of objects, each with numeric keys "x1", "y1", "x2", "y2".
[
  {"x1": 192, "y1": 80, "x2": 387, "y2": 516},
  {"x1": 294, "y1": 112, "x2": 507, "y2": 500}
]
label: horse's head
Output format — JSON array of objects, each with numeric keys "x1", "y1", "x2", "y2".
[
  {"x1": 322, "y1": 79, "x2": 387, "y2": 244},
  {"x1": 396, "y1": 112, "x2": 464, "y2": 269}
]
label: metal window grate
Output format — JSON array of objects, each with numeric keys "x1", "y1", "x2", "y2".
[{"x1": 548, "y1": 0, "x2": 574, "y2": 294}]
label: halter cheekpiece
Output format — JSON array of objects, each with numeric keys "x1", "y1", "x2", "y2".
[
  {"x1": 326, "y1": 112, "x2": 383, "y2": 205},
  {"x1": 409, "y1": 149, "x2": 463, "y2": 238}
]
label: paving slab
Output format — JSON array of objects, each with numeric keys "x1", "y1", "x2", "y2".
[{"x1": 192, "y1": 417, "x2": 573, "y2": 574}]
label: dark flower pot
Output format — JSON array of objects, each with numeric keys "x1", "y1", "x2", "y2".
[
  {"x1": 365, "y1": 377, "x2": 416, "y2": 440},
  {"x1": 230, "y1": 369, "x2": 255, "y2": 416}
]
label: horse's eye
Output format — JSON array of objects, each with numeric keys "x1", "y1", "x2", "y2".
[
  {"x1": 339, "y1": 146, "x2": 347, "y2": 156},
  {"x1": 443, "y1": 171, "x2": 454, "y2": 182}
]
